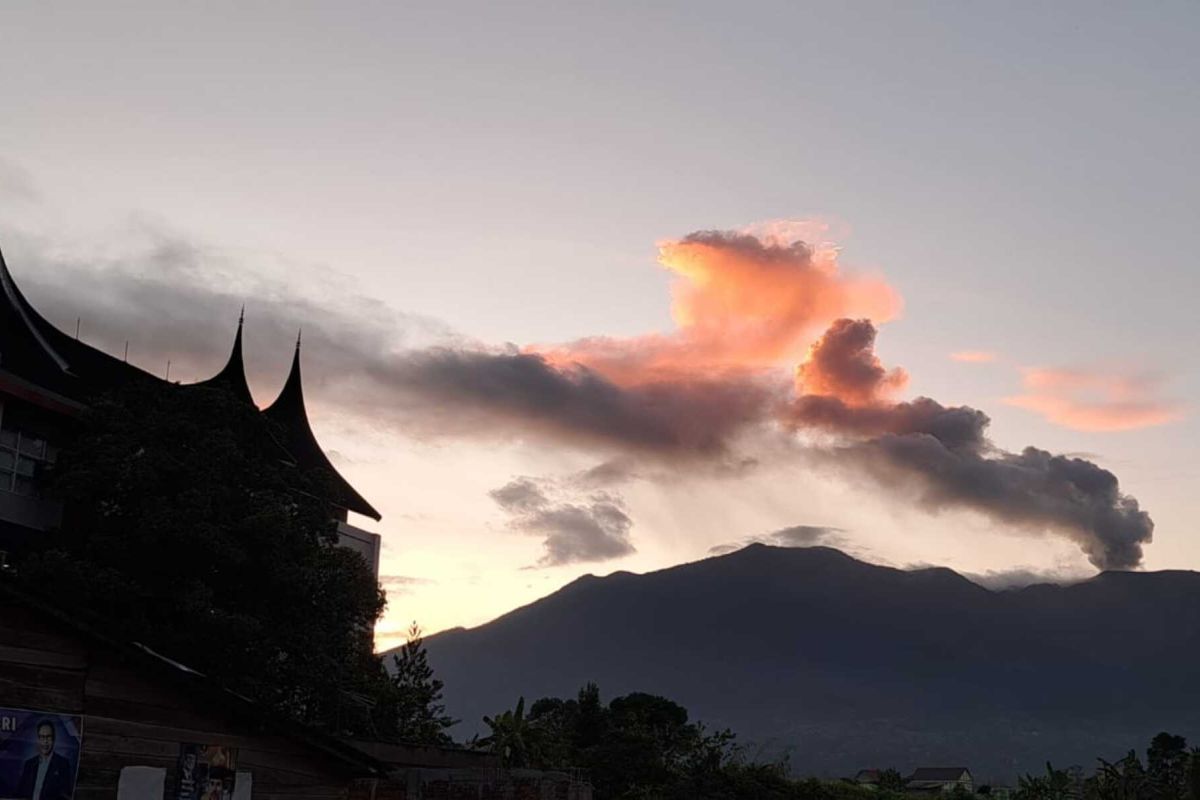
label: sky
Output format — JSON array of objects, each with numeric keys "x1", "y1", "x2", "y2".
[{"x1": 1, "y1": 1, "x2": 1196, "y2": 647}]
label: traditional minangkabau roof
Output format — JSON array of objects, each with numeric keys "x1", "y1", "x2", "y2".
[
  {"x1": 0, "y1": 243, "x2": 155, "y2": 403},
  {"x1": 264, "y1": 336, "x2": 382, "y2": 521},
  {"x1": 194, "y1": 308, "x2": 255, "y2": 405},
  {"x1": 0, "y1": 241, "x2": 380, "y2": 522}
]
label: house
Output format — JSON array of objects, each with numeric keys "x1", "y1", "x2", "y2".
[
  {"x1": 0, "y1": 245, "x2": 381, "y2": 575},
  {"x1": 0, "y1": 574, "x2": 389, "y2": 798},
  {"x1": 855, "y1": 768, "x2": 882, "y2": 786},
  {"x1": 906, "y1": 767, "x2": 974, "y2": 793}
]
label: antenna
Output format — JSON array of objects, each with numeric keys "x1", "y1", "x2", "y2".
[
  {"x1": 165, "y1": 360, "x2": 171, "y2": 381},
  {"x1": 74, "y1": 318, "x2": 80, "y2": 340},
  {"x1": 124, "y1": 342, "x2": 129, "y2": 362}
]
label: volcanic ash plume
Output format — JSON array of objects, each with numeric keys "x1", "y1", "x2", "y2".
[{"x1": 788, "y1": 319, "x2": 1154, "y2": 570}]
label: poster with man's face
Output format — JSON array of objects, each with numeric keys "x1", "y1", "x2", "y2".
[
  {"x1": 0, "y1": 708, "x2": 83, "y2": 800},
  {"x1": 175, "y1": 744, "x2": 237, "y2": 800}
]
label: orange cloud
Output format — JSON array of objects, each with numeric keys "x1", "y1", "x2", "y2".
[
  {"x1": 1005, "y1": 367, "x2": 1185, "y2": 432},
  {"x1": 536, "y1": 222, "x2": 901, "y2": 385},
  {"x1": 950, "y1": 350, "x2": 997, "y2": 363},
  {"x1": 796, "y1": 318, "x2": 907, "y2": 406}
]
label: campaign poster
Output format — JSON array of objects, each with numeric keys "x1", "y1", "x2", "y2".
[
  {"x1": 174, "y1": 744, "x2": 238, "y2": 800},
  {"x1": 0, "y1": 708, "x2": 84, "y2": 800}
]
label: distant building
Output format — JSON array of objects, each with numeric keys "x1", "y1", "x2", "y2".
[
  {"x1": 0, "y1": 246, "x2": 382, "y2": 574},
  {"x1": 907, "y1": 767, "x2": 974, "y2": 793},
  {"x1": 855, "y1": 768, "x2": 883, "y2": 787}
]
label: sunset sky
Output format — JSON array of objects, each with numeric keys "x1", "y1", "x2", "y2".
[{"x1": 2, "y1": 2, "x2": 1196, "y2": 647}]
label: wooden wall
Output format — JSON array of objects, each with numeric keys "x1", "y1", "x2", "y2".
[{"x1": 0, "y1": 598, "x2": 367, "y2": 799}]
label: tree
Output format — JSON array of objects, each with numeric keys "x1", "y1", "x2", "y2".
[
  {"x1": 387, "y1": 623, "x2": 457, "y2": 745},
  {"x1": 17, "y1": 381, "x2": 392, "y2": 736},
  {"x1": 1015, "y1": 763, "x2": 1071, "y2": 800},
  {"x1": 1093, "y1": 751, "x2": 1149, "y2": 800},
  {"x1": 479, "y1": 696, "x2": 539, "y2": 768},
  {"x1": 1147, "y1": 732, "x2": 1189, "y2": 800},
  {"x1": 877, "y1": 768, "x2": 905, "y2": 793}
]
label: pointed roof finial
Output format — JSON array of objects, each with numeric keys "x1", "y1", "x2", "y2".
[
  {"x1": 295, "y1": 328, "x2": 302, "y2": 351},
  {"x1": 192, "y1": 308, "x2": 255, "y2": 404}
]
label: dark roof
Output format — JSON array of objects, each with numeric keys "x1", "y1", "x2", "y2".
[
  {"x1": 909, "y1": 768, "x2": 971, "y2": 781},
  {"x1": 264, "y1": 342, "x2": 381, "y2": 521},
  {"x1": 0, "y1": 246, "x2": 154, "y2": 399},
  {"x1": 194, "y1": 312, "x2": 255, "y2": 405},
  {"x1": 0, "y1": 574, "x2": 387, "y2": 777},
  {"x1": 0, "y1": 243, "x2": 380, "y2": 522}
]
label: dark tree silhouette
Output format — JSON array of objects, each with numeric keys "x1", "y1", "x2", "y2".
[{"x1": 388, "y1": 622, "x2": 457, "y2": 745}]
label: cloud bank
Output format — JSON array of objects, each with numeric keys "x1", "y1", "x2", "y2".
[{"x1": 5, "y1": 221, "x2": 1161, "y2": 570}]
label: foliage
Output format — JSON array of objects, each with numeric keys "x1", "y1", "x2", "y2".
[
  {"x1": 386, "y1": 622, "x2": 457, "y2": 745},
  {"x1": 476, "y1": 683, "x2": 910, "y2": 800},
  {"x1": 479, "y1": 696, "x2": 539, "y2": 768},
  {"x1": 17, "y1": 381, "x2": 400, "y2": 737},
  {"x1": 1090, "y1": 751, "x2": 1148, "y2": 800},
  {"x1": 877, "y1": 768, "x2": 906, "y2": 793},
  {"x1": 1014, "y1": 763, "x2": 1073, "y2": 800},
  {"x1": 1147, "y1": 732, "x2": 1190, "y2": 800}
]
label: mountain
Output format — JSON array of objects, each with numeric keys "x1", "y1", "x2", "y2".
[{"x1": 404, "y1": 545, "x2": 1200, "y2": 780}]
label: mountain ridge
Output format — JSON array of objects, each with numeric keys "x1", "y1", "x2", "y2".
[{"x1": 404, "y1": 545, "x2": 1200, "y2": 780}]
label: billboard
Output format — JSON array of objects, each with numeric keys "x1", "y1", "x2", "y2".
[
  {"x1": 174, "y1": 744, "x2": 238, "y2": 800},
  {"x1": 0, "y1": 708, "x2": 83, "y2": 800}
]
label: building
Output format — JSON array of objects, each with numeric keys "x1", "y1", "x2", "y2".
[
  {"x1": 0, "y1": 246, "x2": 382, "y2": 576},
  {"x1": 1, "y1": 575, "x2": 592, "y2": 800},
  {"x1": 854, "y1": 768, "x2": 882, "y2": 787},
  {"x1": 906, "y1": 767, "x2": 974, "y2": 793},
  {"x1": 0, "y1": 575, "x2": 390, "y2": 799}
]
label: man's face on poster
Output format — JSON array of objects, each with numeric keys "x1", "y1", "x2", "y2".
[
  {"x1": 36, "y1": 723, "x2": 55, "y2": 758},
  {"x1": 183, "y1": 753, "x2": 196, "y2": 774}
]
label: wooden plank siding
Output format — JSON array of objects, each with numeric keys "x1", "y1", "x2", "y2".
[{"x1": 0, "y1": 591, "x2": 377, "y2": 798}]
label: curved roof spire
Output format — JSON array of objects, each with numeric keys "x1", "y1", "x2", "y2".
[
  {"x1": 264, "y1": 337, "x2": 381, "y2": 521},
  {"x1": 0, "y1": 239, "x2": 152, "y2": 396},
  {"x1": 195, "y1": 308, "x2": 255, "y2": 404},
  {"x1": 0, "y1": 241, "x2": 72, "y2": 375}
]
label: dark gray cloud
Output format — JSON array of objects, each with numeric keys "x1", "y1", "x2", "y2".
[
  {"x1": 490, "y1": 477, "x2": 636, "y2": 567},
  {"x1": 844, "y1": 437, "x2": 1151, "y2": 570},
  {"x1": 788, "y1": 320, "x2": 1154, "y2": 571},
  {"x1": 370, "y1": 348, "x2": 775, "y2": 455},
  {"x1": 709, "y1": 524, "x2": 846, "y2": 556},
  {"x1": 489, "y1": 477, "x2": 550, "y2": 514}
]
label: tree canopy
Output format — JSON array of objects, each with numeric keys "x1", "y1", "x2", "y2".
[{"x1": 17, "y1": 380, "x2": 399, "y2": 736}]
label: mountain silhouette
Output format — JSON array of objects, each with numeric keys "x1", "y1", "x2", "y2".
[{"x1": 404, "y1": 545, "x2": 1200, "y2": 780}]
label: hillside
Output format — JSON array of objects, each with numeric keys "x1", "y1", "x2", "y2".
[{"x1": 404, "y1": 545, "x2": 1200, "y2": 780}]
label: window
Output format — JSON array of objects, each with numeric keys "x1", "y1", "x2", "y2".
[{"x1": 0, "y1": 429, "x2": 55, "y2": 497}]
